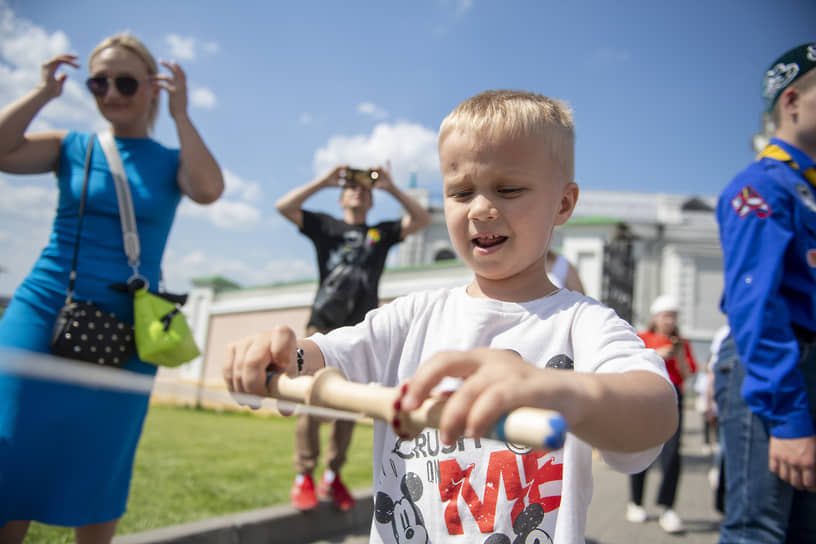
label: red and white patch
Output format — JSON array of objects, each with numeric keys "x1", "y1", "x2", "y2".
[
  {"x1": 731, "y1": 185, "x2": 771, "y2": 218},
  {"x1": 808, "y1": 249, "x2": 816, "y2": 268}
]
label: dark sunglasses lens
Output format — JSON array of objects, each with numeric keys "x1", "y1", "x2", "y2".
[
  {"x1": 86, "y1": 77, "x2": 108, "y2": 96},
  {"x1": 115, "y1": 76, "x2": 139, "y2": 96}
]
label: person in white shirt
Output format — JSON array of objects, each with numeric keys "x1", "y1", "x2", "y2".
[{"x1": 546, "y1": 250, "x2": 585, "y2": 294}]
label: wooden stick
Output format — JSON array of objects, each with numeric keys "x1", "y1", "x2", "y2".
[{"x1": 267, "y1": 367, "x2": 567, "y2": 451}]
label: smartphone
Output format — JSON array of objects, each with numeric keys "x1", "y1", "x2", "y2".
[{"x1": 344, "y1": 168, "x2": 379, "y2": 187}]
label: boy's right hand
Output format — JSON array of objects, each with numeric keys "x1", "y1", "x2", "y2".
[
  {"x1": 400, "y1": 348, "x2": 570, "y2": 446},
  {"x1": 223, "y1": 325, "x2": 298, "y2": 402}
]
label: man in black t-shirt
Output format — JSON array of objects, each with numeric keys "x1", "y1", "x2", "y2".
[
  {"x1": 301, "y1": 210, "x2": 400, "y2": 330},
  {"x1": 276, "y1": 164, "x2": 431, "y2": 512}
]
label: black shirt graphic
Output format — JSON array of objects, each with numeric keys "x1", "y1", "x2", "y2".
[{"x1": 301, "y1": 210, "x2": 402, "y2": 330}]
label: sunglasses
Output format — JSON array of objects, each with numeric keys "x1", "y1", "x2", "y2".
[{"x1": 85, "y1": 75, "x2": 146, "y2": 97}]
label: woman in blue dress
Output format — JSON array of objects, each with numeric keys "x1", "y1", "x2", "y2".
[{"x1": 0, "y1": 33, "x2": 224, "y2": 543}]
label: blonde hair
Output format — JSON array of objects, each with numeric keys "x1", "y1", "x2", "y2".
[
  {"x1": 89, "y1": 32, "x2": 159, "y2": 133},
  {"x1": 438, "y1": 90, "x2": 575, "y2": 182},
  {"x1": 771, "y1": 68, "x2": 816, "y2": 127}
]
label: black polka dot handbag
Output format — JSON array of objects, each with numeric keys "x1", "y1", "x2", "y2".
[
  {"x1": 48, "y1": 135, "x2": 135, "y2": 368},
  {"x1": 50, "y1": 299, "x2": 134, "y2": 368}
]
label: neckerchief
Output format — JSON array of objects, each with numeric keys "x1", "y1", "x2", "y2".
[{"x1": 757, "y1": 143, "x2": 816, "y2": 187}]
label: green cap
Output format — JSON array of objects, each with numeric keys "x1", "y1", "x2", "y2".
[{"x1": 762, "y1": 43, "x2": 816, "y2": 112}]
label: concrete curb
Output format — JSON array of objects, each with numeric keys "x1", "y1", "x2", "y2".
[{"x1": 113, "y1": 489, "x2": 374, "y2": 544}]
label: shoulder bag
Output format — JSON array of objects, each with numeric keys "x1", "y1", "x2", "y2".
[
  {"x1": 49, "y1": 135, "x2": 135, "y2": 367},
  {"x1": 311, "y1": 261, "x2": 366, "y2": 326},
  {"x1": 96, "y1": 131, "x2": 200, "y2": 367}
]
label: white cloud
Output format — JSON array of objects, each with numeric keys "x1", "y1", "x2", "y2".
[
  {"x1": 179, "y1": 198, "x2": 261, "y2": 231},
  {"x1": 164, "y1": 33, "x2": 220, "y2": 62},
  {"x1": 438, "y1": 0, "x2": 473, "y2": 17},
  {"x1": 456, "y1": 0, "x2": 473, "y2": 15},
  {"x1": 190, "y1": 86, "x2": 217, "y2": 109},
  {"x1": 299, "y1": 113, "x2": 313, "y2": 125},
  {"x1": 0, "y1": 175, "x2": 58, "y2": 221},
  {"x1": 0, "y1": 7, "x2": 71, "y2": 68},
  {"x1": 165, "y1": 34, "x2": 196, "y2": 60},
  {"x1": 223, "y1": 169, "x2": 261, "y2": 201},
  {"x1": 0, "y1": 6, "x2": 99, "y2": 130},
  {"x1": 161, "y1": 249, "x2": 315, "y2": 290},
  {"x1": 0, "y1": 175, "x2": 57, "y2": 295},
  {"x1": 433, "y1": 0, "x2": 473, "y2": 35},
  {"x1": 261, "y1": 258, "x2": 316, "y2": 284},
  {"x1": 177, "y1": 169, "x2": 262, "y2": 230},
  {"x1": 0, "y1": 225, "x2": 51, "y2": 295},
  {"x1": 313, "y1": 122, "x2": 440, "y2": 186},
  {"x1": 357, "y1": 102, "x2": 389, "y2": 120}
]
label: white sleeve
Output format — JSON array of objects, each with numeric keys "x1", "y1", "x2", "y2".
[
  {"x1": 310, "y1": 292, "x2": 419, "y2": 385},
  {"x1": 571, "y1": 301, "x2": 669, "y2": 379},
  {"x1": 570, "y1": 300, "x2": 672, "y2": 473},
  {"x1": 601, "y1": 445, "x2": 664, "y2": 474}
]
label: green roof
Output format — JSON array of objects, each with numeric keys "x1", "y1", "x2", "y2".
[
  {"x1": 564, "y1": 216, "x2": 623, "y2": 226},
  {"x1": 191, "y1": 276, "x2": 242, "y2": 292},
  {"x1": 191, "y1": 259, "x2": 467, "y2": 293}
]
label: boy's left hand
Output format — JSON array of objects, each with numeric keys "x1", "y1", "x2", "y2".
[{"x1": 401, "y1": 348, "x2": 566, "y2": 445}]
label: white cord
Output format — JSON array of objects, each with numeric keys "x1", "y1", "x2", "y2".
[{"x1": 0, "y1": 347, "x2": 361, "y2": 421}]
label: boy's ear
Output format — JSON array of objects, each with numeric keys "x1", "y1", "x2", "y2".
[{"x1": 554, "y1": 182, "x2": 579, "y2": 226}]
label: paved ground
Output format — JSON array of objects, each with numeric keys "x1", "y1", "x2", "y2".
[
  {"x1": 582, "y1": 400, "x2": 722, "y2": 544},
  {"x1": 307, "y1": 397, "x2": 723, "y2": 544}
]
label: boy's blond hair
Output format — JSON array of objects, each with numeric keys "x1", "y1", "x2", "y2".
[
  {"x1": 771, "y1": 68, "x2": 816, "y2": 127},
  {"x1": 89, "y1": 32, "x2": 160, "y2": 133},
  {"x1": 438, "y1": 90, "x2": 575, "y2": 183}
]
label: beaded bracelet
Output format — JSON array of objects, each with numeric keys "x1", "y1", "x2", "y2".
[
  {"x1": 296, "y1": 347, "x2": 304, "y2": 374},
  {"x1": 265, "y1": 347, "x2": 305, "y2": 388}
]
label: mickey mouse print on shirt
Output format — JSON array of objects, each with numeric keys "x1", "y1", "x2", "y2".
[{"x1": 371, "y1": 351, "x2": 575, "y2": 543}]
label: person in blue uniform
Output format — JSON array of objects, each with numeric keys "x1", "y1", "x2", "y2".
[
  {"x1": 715, "y1": 42, "x2": 816, "y2": 543},
  {"x1": 0, "y1": 33, "x2": 223, "y2": 543}
]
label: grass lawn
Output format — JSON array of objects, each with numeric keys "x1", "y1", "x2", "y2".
[{"x1": 26, "y1": 404, "x2": 374, "y2": 543}]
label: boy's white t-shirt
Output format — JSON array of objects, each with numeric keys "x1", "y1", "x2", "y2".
[{"x1": 312, "y1": 286, "x2": 670, "y2": 544}]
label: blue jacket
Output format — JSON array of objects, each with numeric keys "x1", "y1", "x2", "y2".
[{"x1": 716, "y1": 138, "x2": 816, "y2": 439}]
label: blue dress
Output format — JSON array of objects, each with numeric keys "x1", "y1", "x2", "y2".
[{"x1": 0, "y1": 131, "x2": 180, "y2": 526}]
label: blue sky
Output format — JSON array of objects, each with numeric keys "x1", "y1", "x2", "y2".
[{"x1": 0, "y1": 0, "x2": 813, "y2": 295}]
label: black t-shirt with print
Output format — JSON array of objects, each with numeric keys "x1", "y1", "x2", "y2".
[{"x1": 301, "y1": 210, "x2": 402, "y2": 330}]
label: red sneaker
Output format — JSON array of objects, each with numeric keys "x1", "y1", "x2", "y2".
[
  {"x1": 317, "y1": 473, "x2": 356, "y2": 511},
  {"x1": 290, "y1": 474, "x2": 318, "y2": 511}
]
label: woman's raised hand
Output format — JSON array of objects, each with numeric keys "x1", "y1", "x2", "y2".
[
  {"x1": 39, "y1": 54, "x2": 79, "y2": 99},
  {"x1": 156, "y1": 60, "x2": 188, "y2": 120}
]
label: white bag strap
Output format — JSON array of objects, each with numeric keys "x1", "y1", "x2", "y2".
[{"x1": 97, "y1": 131, "x2": 141, "y2": 276}]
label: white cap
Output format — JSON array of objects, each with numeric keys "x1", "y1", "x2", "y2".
[{"x1": 650, "y1": 295, "x2": 679, "y2": 316}]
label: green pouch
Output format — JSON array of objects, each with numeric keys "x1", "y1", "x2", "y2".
[{"x1": 133, "y1": 287, "x2": 200, "y2": 367}]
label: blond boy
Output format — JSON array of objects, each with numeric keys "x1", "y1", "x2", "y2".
[{"x1": 225, "y1": 90, "x2": 677, "y2": 543}]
